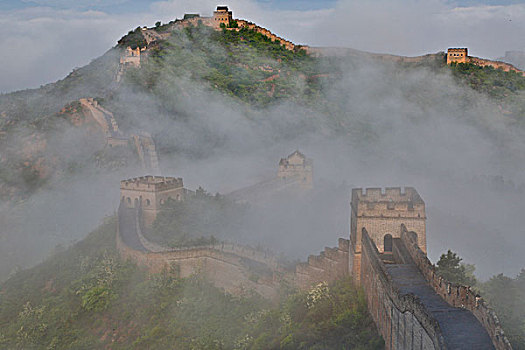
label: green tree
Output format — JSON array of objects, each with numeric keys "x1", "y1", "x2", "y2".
[
  {"x1": 481, "y1": 270, "x2": 525, "y2": 349},
  {"x1": 155, "y1": 21, "x2": 161, "y2": 28},
  {"x1": 436, "y1": 250, "x2": 477, "y2": 286}
]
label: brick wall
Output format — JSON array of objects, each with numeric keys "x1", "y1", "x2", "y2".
[
  {"x1": 400, "y1": 225, "x2": 512, "y2": 350},
  {"x1": 294, "y1": 238, "x2": 349, "y2": 289},
  {"x1": 468, "y1": 57, "x2": 524, "y2": 76},
  {"x1": 360, "y1": 229, "x2": 446, "y2": 350}
]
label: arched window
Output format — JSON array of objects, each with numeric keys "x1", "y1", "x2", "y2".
[
  {"x1": 127, "y1": 197, "x2": 131, "y2": 204},
  {"x1": 176, "y1": 194, "x2": 181, "y2": 201},
  {"x1": 384, "y1": 234, "x2": 393, "y2": 252},
  {"x1": 134, "y1": 198, "x2": 139, "y2": 207},
  {"x1": 146, "y1": 199, "x2": 151, "y2": 206}
]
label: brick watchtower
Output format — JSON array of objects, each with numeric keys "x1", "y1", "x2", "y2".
[
  {"x1": 447, "y1": 48, "x2": 468, "y2": 64},
  {"x1": 213, "y1": 6, "x2": 232, "y2": 28},
  {"x1": 277, "y1": 150, "x2": 313, "y2": 189},
  {"x1": 350, "y1": 187, "x2": 426, "y2": 281},
  {"x1": 120, "y1": 176, "x2": 189, "y2": 227}
]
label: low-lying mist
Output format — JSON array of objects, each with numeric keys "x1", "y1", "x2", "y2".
[{"x1": 1, "y1": 30, "x2": 524, "y2": 282}]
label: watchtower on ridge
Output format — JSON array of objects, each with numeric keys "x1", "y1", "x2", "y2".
[
  {"x1": 447, "y1": 48, "x2": 468, "y2": 64},
  {"x1": 350, "y1": 187, "x2": 426, "y2": 281},
  {"x1": 120, "y1": 176, "x2": 190, "y2": 227},
  {"x1": 213, "y1": 6, "x2": 232, "y2": 28},
  {"x1": 277, "y1": 150, "x2": 313, "y2": 189}
]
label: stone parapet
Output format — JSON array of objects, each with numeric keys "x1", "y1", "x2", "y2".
[
  {"x1": 120, "y1": 176, "x2": 183, "y2": 192},
  {"x1": 295, "y1": 238, "x2": 349, "y2": 289},
  {"x1": 467, "y1": 57, "x2": 524, "y2": 76},
  {"x1": 360, "y1": 228, "x2": 446, "y2": 350},
  {"x1": 400, "y1": 225, "x2": 512, "y2": 350}
]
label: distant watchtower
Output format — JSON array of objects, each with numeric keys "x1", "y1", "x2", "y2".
[
  {"x1": 350, "y1": 187, "x2": 426, "y2": 281},
  {"x1": 213, "y1": 6, "x2": 232, "y2": 28},
  {"x1": 447, "y1": 48, "x2": 468, "y2": 64},
  {"x1": 120, "y1": 47, "x2": 141, "y2": 67},
  {"x1": 120, "y1": 176, "x2": 188, "y2": 227},
  {"x1": 278, "y1": 150, "x2": 313, "y2": 189}
]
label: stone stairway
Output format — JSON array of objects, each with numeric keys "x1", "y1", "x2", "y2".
[
  {"x1": 380, "y1": 252, "x2": 396, "y2": 264},
  {"x1": 386, "y1": 263, "x2": 494, "y2": 350}
]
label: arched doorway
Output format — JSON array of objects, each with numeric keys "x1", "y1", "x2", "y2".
[{"x1": 384, "y1": 234, "x2": 393, "y2": 252}]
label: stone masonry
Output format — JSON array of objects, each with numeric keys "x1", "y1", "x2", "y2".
[
  {"x1": 120, "y1": 176, "x2": 192, "y2": 227},
  {"x1": 277, "y1": 150, "x2": 313, "y2": 189},
  {"x1": 447, "y1": 48, "x2": 524, "y2": 75},
  {"x1": 350, "y1": 187, "x2": 426, "y2": 281},
  {"x1": 115, "y1": 178, "x2": 510, "y2": 349}
]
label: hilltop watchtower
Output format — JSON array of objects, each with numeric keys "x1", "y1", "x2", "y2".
[
  {"x1": 278, "y1": 150, "x2": 313, "y2": 189},
  {"x1": 213, "y1": 6, "x2": 232, "y2": 28},
  {"x1": 120, "y1": 176, "x2": 189, "y2": 227},
  {"x1": 120, "y1": 47, "x2": 141, "y2": 67},
  {"x1": 447, "y1": 48, "x2": 468, "y2": 64},
  {"x1": 350, "y1": 187, "x2": 426, "y2": 281}
]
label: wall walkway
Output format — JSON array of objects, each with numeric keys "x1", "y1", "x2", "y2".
[
  {"x1": 359, "y1": 225, "x2": 508, "y2": 349},
  {"x1": 400, "y1": 225, "x2": 512, "y2": 350}
]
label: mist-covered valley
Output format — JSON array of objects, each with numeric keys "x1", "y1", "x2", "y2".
[{"x1": 1, "y1": 17, "x2": 525, "y2": 349}]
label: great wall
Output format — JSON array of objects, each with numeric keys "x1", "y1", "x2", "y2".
[
  {"x1": 115, "y1": 151, "x2": 512, "y2": 349},
  {"x1": 59, "y1": 7, "x2": 521, "y2": 349},
  {"x1": 115, "y1": 6, "x2": 524, "y2": 88},
  {"x1": 62, "y1": 98, "x2": 161, "y2": 174},
  {"x1": 447, "y1": 48, "x2": 524, "y2": 76}
]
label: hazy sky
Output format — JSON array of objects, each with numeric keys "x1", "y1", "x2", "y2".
[{"x1": 0, "y1": 0, "x2": 524, "y2": 93}]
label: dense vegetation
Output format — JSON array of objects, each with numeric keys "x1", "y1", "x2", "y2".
[
  {"x1": 436, "y1": 250, "x2": 525, "y2": 349},
  {"x1": 124, "y1": 24, "x2": 320, "y2": 108},
  {"x1": 0, "y1": 219, "x2": 382, "y2": 349},
  {"x1": 450, "y1": 62, "x2": 525, "y2": 125},
  {"x1": 435, "y1": 249, "x2": 477, "y2": 286},
  {"x1": 481, "y1": 271, "x2": 525, "y2": 349}
]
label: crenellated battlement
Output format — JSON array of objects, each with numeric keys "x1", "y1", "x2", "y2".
[
  {"x1": 120, "y1": 175, "x2": 190, "y2": 227},
  {"x1": 353, "y1": 187, "x2": 424, "y2": 203},
  {"x1": 350, "y1": 187, "x2": 427, "y2": 281},
  {"x1": 120, "y1": 176, "x2": 183, "y2": 192}
]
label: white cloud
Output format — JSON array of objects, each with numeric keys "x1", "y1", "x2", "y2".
[
  {"x1": 21, "y1": 0, "x2": 130, "y2": 8},
  {"x1": 1, "y1": 0, "x2": 524, "y2": 93}
]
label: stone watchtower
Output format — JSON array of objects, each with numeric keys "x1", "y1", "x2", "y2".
[
  {"x1": 277, "y1": 150, "x2": 313, "y2": 189},
  {"x1": 213, "y1": 6, "x2": 232, "y2": 28},
  {"x1": 447, "y1": 48, "x2": 468, "y2": 64},
  {"x1": 120, "y1": 47, "x2": 141, "y2": 67},
  {"x1": 120, "y1": 176, "x2": 188, "y2": 227},
  {"x1": 350, "y1": 188, "x2": 426, "y2": 281}
]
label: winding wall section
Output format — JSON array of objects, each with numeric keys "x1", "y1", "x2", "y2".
[
  {"x1": 359, "y1": 225, "x2": 510, "y2": 349},
  {"x1": 116, "y1": 198, "x2": 511, "y2": 349}
]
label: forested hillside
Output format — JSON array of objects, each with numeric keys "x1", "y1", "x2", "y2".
[
  {"x1": 0, "y1": 218, "x2": 382, "y2": 349},
  {"x1": 1, "y1": 16, "x2": 525, "y2": 349}
]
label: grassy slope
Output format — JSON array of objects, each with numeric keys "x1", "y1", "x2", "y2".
[{"x1": 0, "y1": 217, "x2": 382, "y2": 349}]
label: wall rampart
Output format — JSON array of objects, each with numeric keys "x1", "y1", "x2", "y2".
[
  {"x1": 360, "y1": 228, "x2": 445, "y2": 350},
  {"x1": 356, "y1": 187, "x2": 422, "y2": 202},
  {"x1": 117, "y1": 201, "x2": 355, "y2": 298},
  {"x1": 400, "y1": 225, "x2": 512, "y2": 350},
  {"x1": 294, "y1": 238, "x2": 349, "y2": 289},
  {"x1": 116, "y1": 204, "x2": 293, "y2": 299},
  {"x1": 233, "y1": 19, "x2": 298, "y2": 51},
  {"x1": 467, "y1": 57, "x2": 524, "y2": 76},
  {"x1": 121, "y1": 176, "x2": 183, "y2": 192}
]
